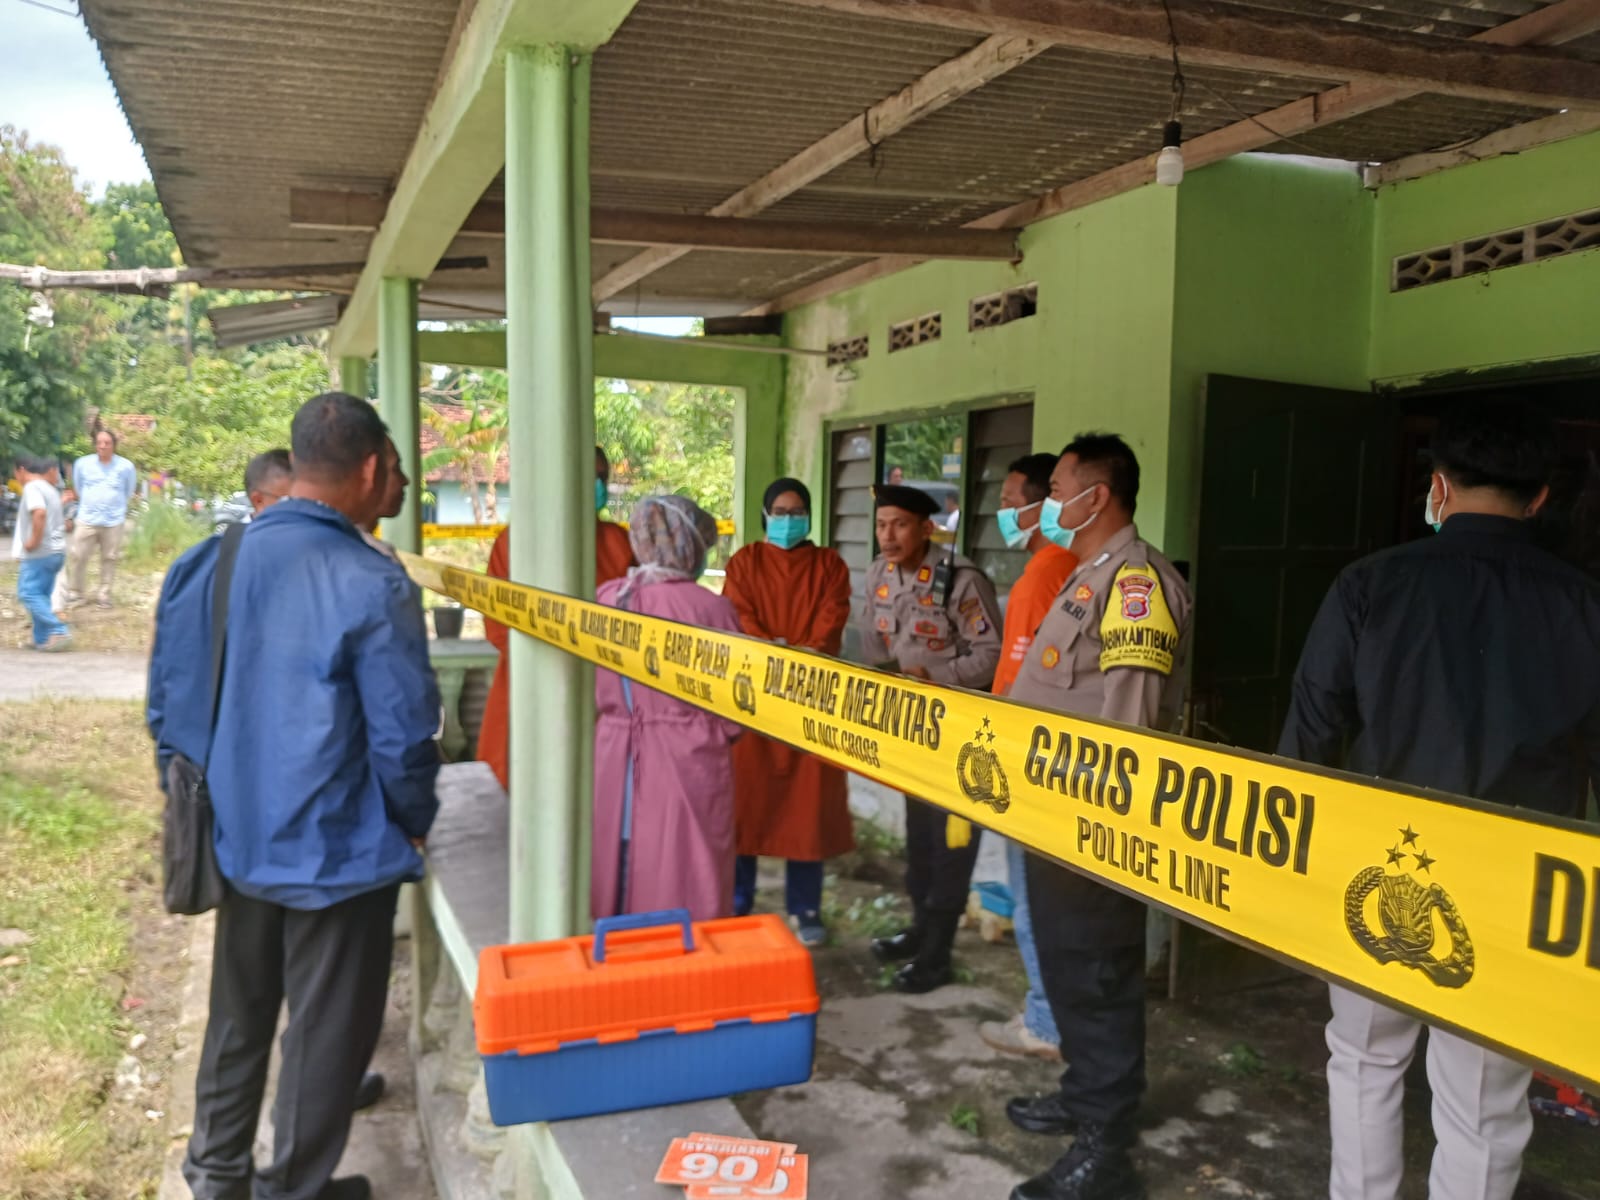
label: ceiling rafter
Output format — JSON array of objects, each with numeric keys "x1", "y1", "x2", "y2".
[
  {"x1": 779, "y1": 0, "x2": 1600, "y2": 110},
  {"x1": 589, "y1": 31, "x2": 1045, "y2": 302},
  {"x1": 747, "y1": 0, "x2": 1600, "y2": 316}
]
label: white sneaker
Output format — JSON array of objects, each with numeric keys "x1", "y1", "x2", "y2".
[{"x1": 979, "y1": 1013, "x2": 1062, "y2": 1062}]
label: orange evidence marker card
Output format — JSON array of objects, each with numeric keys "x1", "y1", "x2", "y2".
[
  {"x1": 685, "y1": 1154, "x2": 809, "y2": 1199},
  {"x1": 655, "y1": 1135, "x2": 796, "y2": 1191}
]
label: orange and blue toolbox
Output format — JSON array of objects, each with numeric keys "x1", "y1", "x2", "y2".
[{"x1": 474, "y1": 909, "x2": 820, "y2": 1125}]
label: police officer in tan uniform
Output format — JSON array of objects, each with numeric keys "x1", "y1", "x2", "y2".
[
  {"x1": 1004, "y1": 435, "x2": 1192, "y2": 1200},
  {"x1": 860, "y1": 484, "x2": 1002, "y2": 993}
]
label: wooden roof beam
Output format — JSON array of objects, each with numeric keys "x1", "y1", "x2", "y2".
[
  {"x1": 291, "y1": 189, "x2": 1020, "y2": 260},
  {"x1": 589, "y1": 32, "x2": 1045, "y2": 302},
  {"x1": 1372, "y1": 109, "x2": 1600, "y2": 187},
  {"x1": 747, "y1": 0, "x2": 1600, "y2": 315},
  {"x1": 781, "y1": 0, "x2": 1600, "y2": 110}
]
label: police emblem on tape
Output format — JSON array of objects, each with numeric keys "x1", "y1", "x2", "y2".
[
  {"x1": 1344, "y1": 827, "x2": 1474, "y2": 989},
  {"x1": 733, "y1": 658, "x2": 757, "y2": 716},
  {"x1": 645, "y1": 641, "x2": 661, "y2": 678},
  {"x1": 956, "y1": 716, "x2": 1010, "y2": 813}
]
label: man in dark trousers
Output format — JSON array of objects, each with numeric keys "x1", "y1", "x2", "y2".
[
  {"x1": 860, "y1": 484, "x2": 1002, "y2": 993},
  {"x1": 1005, "y1": 434, "x2": 1192, "y2": 1200},
  {"x1": 183, "y1": 394, "x2": 441, "y2": 1200},
  {"x1": 1277, "y1": 402, "x2": 1600, "y2": 1200}
]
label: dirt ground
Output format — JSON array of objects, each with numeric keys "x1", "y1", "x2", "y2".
[{"x1": 733, "y1": 848, "x2": 1600, "y2": 1200}]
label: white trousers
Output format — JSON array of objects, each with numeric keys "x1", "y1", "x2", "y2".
[{"x1": 1327, "y1": 985, "x2": 1532, "y2": 1200}]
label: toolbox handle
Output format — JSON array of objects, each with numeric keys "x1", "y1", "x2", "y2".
[{"x1": 593, "y1": 909, "x2": 695, "y2": 963}]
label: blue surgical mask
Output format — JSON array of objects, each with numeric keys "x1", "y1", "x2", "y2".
[
  {"x1": 1424, "y1": 475, "x2": 1448, "y2": 533},
  {"x1": 594, "y1": 477, "x2": 608, "y2": 513},
  {"x1": 1038, "y1": 486, "x2": 1098, "y2": 550},
  {"x1": 766, "y1": 513, "x2": 810, "y2": 550},
  {"x1": 996, "y1": 500, "x2": 1042, "y2": 550}
]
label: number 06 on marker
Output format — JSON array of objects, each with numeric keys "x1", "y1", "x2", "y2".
[{"x1": 686, "y1": 1154, "x2": 809, "y2": 1199}]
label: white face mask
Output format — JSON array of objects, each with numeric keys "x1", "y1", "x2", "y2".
[{"x1": 1425, "y1": 475, "x2": 1450, "y2": 533}]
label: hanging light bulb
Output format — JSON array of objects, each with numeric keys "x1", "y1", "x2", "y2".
[{"x1": 1156, "y1": 120, "x2": 1184, "y2": 187}]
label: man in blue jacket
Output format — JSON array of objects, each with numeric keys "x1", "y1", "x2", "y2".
[{"x1": 183, "y1": 394, "x2": 441, "y2": 1200}]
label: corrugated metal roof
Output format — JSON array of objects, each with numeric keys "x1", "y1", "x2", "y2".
[
  {"x1": 79, "y1": 0, "x2": 461, "y2": 269},
  {"x1": 77, "y1": 0, "x2": 1598, "y2": 318}
]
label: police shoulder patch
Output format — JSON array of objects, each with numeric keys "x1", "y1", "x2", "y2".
[{"x1": 1099, "y1": 562, "x2": 1177, "y2": 675}]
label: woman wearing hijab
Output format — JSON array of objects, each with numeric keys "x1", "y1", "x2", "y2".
[
  {"x1": 592, "y1": 495, "x2": 745, "y2": 922},
  {"x1": 723, "y1": 479, "x2": 854, "y2": 945}
]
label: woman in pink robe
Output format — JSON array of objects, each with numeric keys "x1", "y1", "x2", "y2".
[{"x1": 592, "y1": 495, "x2": 744, "y2": 923}]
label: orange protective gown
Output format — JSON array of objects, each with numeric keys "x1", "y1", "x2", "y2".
[
  {"x1": 723, "y1": 540, "x2": 856, "y2": 861},
  {"x1": 479, "y1": 522, "x2": 635, "y2": 788}
]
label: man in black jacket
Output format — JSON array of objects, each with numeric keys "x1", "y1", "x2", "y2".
[{"x1": 1277, "y1": 401, "x2": 1600, "y2": 1200}]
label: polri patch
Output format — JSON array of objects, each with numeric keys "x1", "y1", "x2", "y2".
[
  {"x1": 875, "y1": 584, "x2": 890, "y2": 600},
  {"x1": 916, "y1": 565, "x2": 933, "y2": 584},
  {"x1": 1075, "y1": 584, "x2": 1094, "y2": 602},
  {"x1": 927, "y1": 638, "x2": 947, "y2": 652},
  {"x1": 918, "y1": 594, "x2": 935, "y2": 607},
  {"x1": 914, "y1": 619, "x2": 940, "y2": 637},
  {"x1": 1041, "y1": 646, "x2": 1061, "y2": 669},
  {"x1": 1117, "y1": 573, "x2": 1156, "y2": 621}
]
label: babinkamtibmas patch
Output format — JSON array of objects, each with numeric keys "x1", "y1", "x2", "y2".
[{"x1": 1100, "y1": 563, "x2": 1178, "y2": 675}]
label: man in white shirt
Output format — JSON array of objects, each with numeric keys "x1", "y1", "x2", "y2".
[
  {"x1": 70, "y1": 428, "x2": 138, "y2": 608},
  {"x1": 11, "y1": 454, "x2": 72, "y2": 651}
]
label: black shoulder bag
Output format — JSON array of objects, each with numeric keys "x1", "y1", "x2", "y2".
[{"x1": 160, "y1": 523, "x2": 246, "y2": 915}]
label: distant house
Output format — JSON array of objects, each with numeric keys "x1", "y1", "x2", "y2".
[{"x1": 420, "y1": 403, "x2": 509, "y2": 525}]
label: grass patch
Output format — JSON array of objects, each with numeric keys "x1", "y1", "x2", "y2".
[
  {"x1": 121, "y1": 504, "x2": 207, "y2": 574},
  {"x1": 947, "y1": 1102, "x2": 982, "y2": 1137},
  {"x1": 0, "y1": 700, "x2": 166, "y2": 1200}
]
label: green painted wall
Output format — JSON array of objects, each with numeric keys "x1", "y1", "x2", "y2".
[
  {"x1": 1168, "y1": 156, "x2": 1375, "y2": 557},
  {"x1": 1370, "y1": 130, "x2": 1600, "y2": 384},
  {"x1": 417, "y1": 329, "x2": 783, "y2": 539},
  {"x1": 783, "y1": 185, "x2": 1181, "y2": 548}
]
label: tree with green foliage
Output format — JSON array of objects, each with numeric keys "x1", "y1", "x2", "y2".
[
  {"x1": 422, "y1": 370, "x2": 508, "y2": 523},
  {"x1": 0, "y1": 125, "x2": 121, "y2": 460},
  {"x1": 595, "y1": 376, "x2": 737, "y2": 518},
  {"x1": 111, "y1": 345, "x2": 329, "y2": 500}
]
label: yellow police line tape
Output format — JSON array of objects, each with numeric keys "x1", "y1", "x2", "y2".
[
  {"x1": 399, "y1": 551, "x2": 1600, "y2": 1090},
  {"x1": 422, "y1": 520, "x2": 737, "y2": 541}
]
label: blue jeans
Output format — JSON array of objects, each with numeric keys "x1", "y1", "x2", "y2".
[
  {"x1": 1008, "y1": 838, "x2": 1060, "y2": 1044},
  {"x1": 17, "y1": 554, "x2": 68, "y2": 646},
  {"x1": 733, "y1": 856, "x2": 824, "y2": 919}
]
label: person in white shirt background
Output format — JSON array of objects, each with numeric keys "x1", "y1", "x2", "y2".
[
  {"x1": 11, "y1": 453, "x2": 72, "y2": 651},
  {"x1": 70, "y1": 428, "x2": 138, "y2": 609}
]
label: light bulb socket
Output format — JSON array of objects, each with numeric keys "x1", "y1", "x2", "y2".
[{"x1": 1162, "y1": 120, "x2": 1183, "y2": 150}]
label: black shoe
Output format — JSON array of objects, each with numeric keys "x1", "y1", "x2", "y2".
[
  {"x1": 1009, "y1": 1125, "x2": 1143, "y2": 1200},
  {"x1": 353, "y1": 1071, "x2": 385, "y2": 1111},
  {"x1": 891, "y1": 959, "x2": 952, "y2": 994},
  {"x1": 1006, "y1": 1092, "x2": 1078, "y2": 1136},
  {"x1": 316, "y1": 1177, "x2": 372, "y2": 1200},
  {"x1": 871, "y1": 926, "x2": 922, "y2": 964}
]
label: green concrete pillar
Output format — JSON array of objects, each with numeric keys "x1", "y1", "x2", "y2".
[
  {"x1": 506, "y1": 44, "x2": 585, "y2": 943},
  {"x1": 338, "y1": 354, "x2": 371, "y2": 400},
  {"x1": 377, "y1": 277, "x2": 422, "y2": 554},
  {"x1": 570, "y1": 52, "x2": 597, "y2": 933}
]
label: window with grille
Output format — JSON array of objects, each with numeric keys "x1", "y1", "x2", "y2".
[
  {"x1": 826, "y1": 396, "x2": 1036, "y2": 658},
  {"x1": 826, "y1": 335, "x2": 868, "y2": 367},
  {"x1": 970, "y1": 283, "x2": 1038, "y2": 331},
  {"x1": 888, "y1": 312, "x2": 942, "y2": 352},
  {"x1": 1392, "y1": 206, "x2": 1600, "y2": 292}
]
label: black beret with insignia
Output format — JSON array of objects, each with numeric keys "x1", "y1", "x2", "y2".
[{"x1": 873, "y1": 484, "x2": 940, "y2": 518}]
